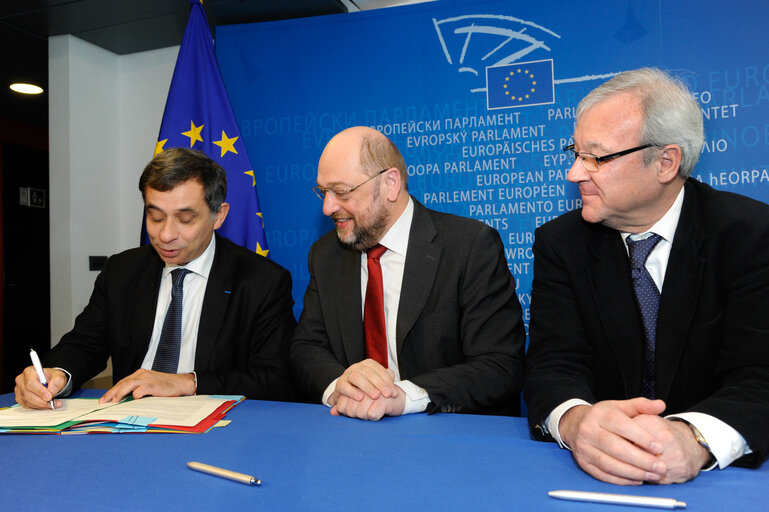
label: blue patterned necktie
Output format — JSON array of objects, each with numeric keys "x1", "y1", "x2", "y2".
[
  {"x1": 152, "y1": 268, "x2": 191, "y2": 373},
  {"x1": 626, "y1": 234, "x2": 662, "y2": 399}
]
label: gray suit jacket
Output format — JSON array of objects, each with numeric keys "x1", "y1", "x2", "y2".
[{"x1": 290, "y1": 198, "x2": 525, "y2": 415}]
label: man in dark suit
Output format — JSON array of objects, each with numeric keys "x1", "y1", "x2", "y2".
[
  {"x1": 15, "y1": 148, "x2": 295, "y2": 408},
  {"x1": 290, "y1": 126, "x2": 525, "y2": 420},
  {"x1": 524, "y1": 68, "x2": 769, "y2": 484}
]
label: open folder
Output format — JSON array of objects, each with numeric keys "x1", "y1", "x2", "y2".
[{"x1": 0, "y1": 395, "x2": 243, "y2": 434}]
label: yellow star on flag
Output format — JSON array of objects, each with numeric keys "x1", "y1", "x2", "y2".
[
  {"x1": 213, "y1": 131, "x2": 239, "y2": 157},
  {"x1": 182, "y1": 121, "x2": 204, "y2": 148},
  {"x1": 244, "y1": 170, "x2": 256, "y2": 187},
  {"x1": 256, "y1": 242, "x2": 269, "y2": 257},
  {"x1": 154, "y1": 139, "x2": 167, "y2": 156},
  {"x1": 256, "y1": 212, "x2": 264, "y2": 228}
]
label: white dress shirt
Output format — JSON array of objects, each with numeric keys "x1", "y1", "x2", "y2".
[
  {"x1": 546, "y1": 187, "x2": 750, "y2": 469},
  {"x1": 322, "y1": 197, "x2": 430, "y2": 414},
  {"x1": 56, "y1": 234, "x2": 216, "y2": 396},
  {"x1": 140, "y1": 233, "x2": 216, "y2": 373}
]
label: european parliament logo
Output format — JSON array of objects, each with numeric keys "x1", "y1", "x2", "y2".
[
  {"x1": 486, "y1": 59, "x2": 555, "y2": 110},
  {"x1": 432, "y1": 14, "x2": 560, "y2": 95}
]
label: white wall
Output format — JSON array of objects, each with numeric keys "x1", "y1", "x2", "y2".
[
  {"x1": 118, "y1": 45, "x2": 180, "y2": 249},
  {"x1": 48, "y1": 35, "x2": 178, "y2": 346}
]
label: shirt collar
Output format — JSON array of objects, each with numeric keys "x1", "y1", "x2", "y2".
[
  {"x1": 621, "y1": 186, "x2": 685, "y2": 244},
  {"x1": 163, "y1": 233, "x2": 216, "y2": 279},
  {"x1": 378, "y1": 196, "x2": 414, "y2": 257}
]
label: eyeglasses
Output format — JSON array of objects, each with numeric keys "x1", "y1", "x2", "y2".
[
  {"x1": 313, "y1": 169, "x2": 388, "y2": 201},
  {"x1": 563, "y1": 143, "x2": 657, "y2": 173}
]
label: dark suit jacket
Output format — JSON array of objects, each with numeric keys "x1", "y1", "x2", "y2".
[
  {"x1": 524, "y1": 178, "x2": 769, "y2": 467},
  {"x1": 290, "y1": 198, "x2": 525, "y2": 415},
  {"x1": 44, "y1": 233, "x2": 296, "y2": 401}
]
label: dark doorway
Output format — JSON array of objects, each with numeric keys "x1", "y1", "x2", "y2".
[{"x1": 1, "y1": 142, "x2": 50, "y2": 393}]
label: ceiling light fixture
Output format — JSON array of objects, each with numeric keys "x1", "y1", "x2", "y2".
[{"x1": 10, "y1": 83, "x2": 44, "y2": 95}]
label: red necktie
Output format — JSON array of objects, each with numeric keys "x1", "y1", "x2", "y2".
[{"x1": 364, "y1": 244, "x2": 388, "y2": 367}]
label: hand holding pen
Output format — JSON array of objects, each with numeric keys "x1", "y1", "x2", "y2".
[{"x1": 13, "y1": 350, "x2": 67, "y2": 409}]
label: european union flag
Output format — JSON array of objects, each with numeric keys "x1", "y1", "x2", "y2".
[
  {"x1": 151, "y1": 0, "x2": 268, "y2": 257},
  {"x1": 486, "y1": 59, "x2": 555, "y2": 110}
]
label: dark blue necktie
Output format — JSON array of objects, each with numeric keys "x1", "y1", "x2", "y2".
[
  {"x1": 152, "y1": 268, "x2": 191, "y2": 373},
  {"x1": 626, "y1": 234, "x2": 662, "y2": 399}
]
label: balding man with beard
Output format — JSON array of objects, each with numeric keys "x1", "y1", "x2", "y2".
[{"x1": 290, "y1": 126, "x2": 525, "y2": 420}]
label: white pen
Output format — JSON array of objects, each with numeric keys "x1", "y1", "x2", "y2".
[
  {"x1": 549, "y1": 490, "x2": 686, "y2": 509},
  {"x1": 187, "y1": 461, "x2": 262, "y2": 486},
  {"x1": 29, "y1": 348, "x2": 55, "y2": 410}
]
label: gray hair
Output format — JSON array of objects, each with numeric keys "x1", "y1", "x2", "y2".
[
  {"x1": 360, "y1": 133, "x2": 408, "y2": 189},
  {"x1": 576, "y1": 67, "x2": 704, "y2": 178}
]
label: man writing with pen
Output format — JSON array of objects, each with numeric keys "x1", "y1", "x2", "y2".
[{"x1": 15, "y1": 148, "x2": 296, "y2": 408}]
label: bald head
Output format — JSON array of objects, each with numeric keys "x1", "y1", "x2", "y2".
[
  {"x1": 321, "y1": 127, "x2": 408, "y2": 187},
  {"x1": 322, "y1": 126, "x2": 375, "y2": 157}
]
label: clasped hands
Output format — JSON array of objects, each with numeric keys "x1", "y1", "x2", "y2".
[
  {"x1": 328, "y1": 359, "x2": 406, "y2": 421},
  {"x1": 15, "y1": 366, "x2": 196, "y2": 409},
  {"x1": 559, "y1": 398, "x2": 712, "y2": 485}
]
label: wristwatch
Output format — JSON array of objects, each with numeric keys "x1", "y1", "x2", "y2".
[{"x1": 672, "y1": 419, "x2": 717, "y2": 469}]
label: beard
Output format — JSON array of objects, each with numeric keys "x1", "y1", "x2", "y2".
[{"x1": 334, "y1": 187, "x2": 389, "y2": 251}]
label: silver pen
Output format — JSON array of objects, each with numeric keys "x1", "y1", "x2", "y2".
[
  {"x1": 549, "y1": 490, "x2": 686, "y2": 509},
  {"x1": 187, "y1": 461, "x2": 262, "y2": 486}
]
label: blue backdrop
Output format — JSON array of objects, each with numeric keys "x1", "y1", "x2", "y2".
[{"x1": 216, "y1": 0, "x2": 769, "y2": 323}]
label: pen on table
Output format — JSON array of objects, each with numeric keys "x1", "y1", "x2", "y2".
[
  {"x1": 29, "y1": 348, "x2": 55, "y2": 410},
  {"x1": 549, "y1": 490, "x2": 686, "y2": 509},
  {"x1": 187, "y1": 461, "x2": 262, "y2": 486}
]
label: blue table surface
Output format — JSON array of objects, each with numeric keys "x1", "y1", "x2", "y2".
[{"x1": 1, "y1": 390, "x2": 766, "y2": 511}]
